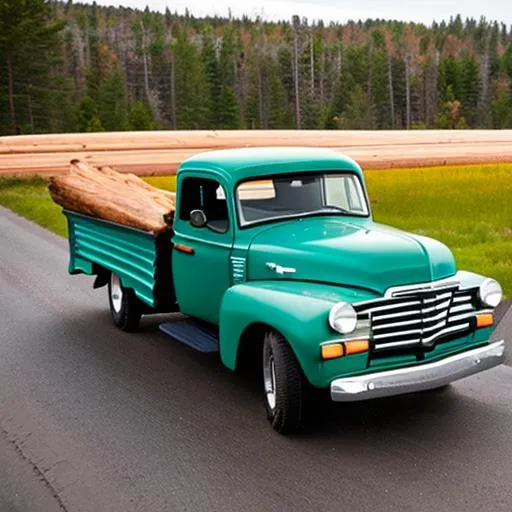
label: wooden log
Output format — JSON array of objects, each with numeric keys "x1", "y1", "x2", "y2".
[{"x1": 48, "y1": 160, "x2": 175, "y2": 234}]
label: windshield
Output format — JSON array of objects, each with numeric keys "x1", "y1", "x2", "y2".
[{"x1": 236, "y1": 172, "x2": 369, "y2": 227}]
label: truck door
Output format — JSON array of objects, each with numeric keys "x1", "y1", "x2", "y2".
[{"x1": 172, "y1": 175, "x2": 234, "y2": 325}]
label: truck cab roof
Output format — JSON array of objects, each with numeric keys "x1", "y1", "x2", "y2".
[{"x1": 178, "y1": 147, "x2": 363, "y2": 182}]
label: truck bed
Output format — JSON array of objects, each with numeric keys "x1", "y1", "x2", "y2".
[{"x1": 65, "y1": 210, "x2": 176, "y2": 312}]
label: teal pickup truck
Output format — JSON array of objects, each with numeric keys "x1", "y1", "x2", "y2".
[{"x1": 64, "y1": 147, "x2": 505, "y2": 434}]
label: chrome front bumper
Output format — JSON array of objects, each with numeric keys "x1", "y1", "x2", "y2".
[{"x1": 330, "y1": 340, "x2": 505, "y2": 402}]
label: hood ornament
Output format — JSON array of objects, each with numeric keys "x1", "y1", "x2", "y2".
[{"x1": 266, "y1": 262, "x2": 296, "y2": 276}]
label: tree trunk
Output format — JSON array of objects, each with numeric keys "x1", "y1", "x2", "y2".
[
  {"x1": 140, "y1": 20, "x2": 151, "y2": 106},
  {"x1": 310, "y1": 32, "x2": 315, "y2": 97},
  {"x1": 387, "y1": 52, "x2": 395, "y2": 129},
  {"x1": 258, "y1": 57, "x2": 266, "y2": 128},
  {"x1": 28, "y1": 89, "x2": 35, "y2": 133},
  {"x1": 292, "y1": 32, "x2": 301, "y2": 129},
  {"x1": 319, "y1": 41, "x2": 325, "y2": 105},
  {"x1": 337, "y1": 43, "x2": 342, "y2": 80},
  {"x1": 368, "y1": 41, "x2": 374, "y2": 129},
  {"x1": 167, "y1": 27, "x2": 177, "y2": 130},
  {"x1": 7, "y1": 53, "x2": 17, "y2": 134},
  {"x1": 405, "y1": 54, "x2": 411, "y2": 129},
  {"x1": 479, "y1": 53, "x2": 490, "y2": 106},
  {"x1": 170, "y1": 54, "x2": 177, "y2": 129}
]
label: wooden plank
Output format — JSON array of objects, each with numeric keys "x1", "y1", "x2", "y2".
[{"x1": 1, "y1": 130, "x2": 512, "y2": 178}]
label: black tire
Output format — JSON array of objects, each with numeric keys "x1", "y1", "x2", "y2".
[
  {"x1": 108, "y1": 272, "x2": 142, "y2": 332},
  {"x1": 263, "y1": 331, "x2": 306, "y2": 434}
]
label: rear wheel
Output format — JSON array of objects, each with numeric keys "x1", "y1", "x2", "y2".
[
  {"x1": 263, "y1": 331, "x2": 306, "y2": 434},
  {"x1": 108, "y1": 272, "x2": 142, "y2": 332}
]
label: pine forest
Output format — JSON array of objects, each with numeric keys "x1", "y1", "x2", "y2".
[{"x1": 2, "y1": 0, "x2": 512, "y2": 135}]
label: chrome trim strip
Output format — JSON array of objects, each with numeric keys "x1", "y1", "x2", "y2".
[
  {"x1": 354, "y1": 274, "x2": 479, "y2": 310},
  {"x1": 374, "y1": 328, "x2": 421, "y2": 340},
  {"x1": 422, "y1": 300, "x2": 452, "y2": 314},
  {"x1": 422, "y1": 323, "x2": 470, "y2": 344},
  {"x1": 423, "y1": 292, "x2": 453, "y2": 303},
  {"x1": 320, "y1": 336, "x2": 369, "y2": 346},
  {"x1": 384, "y1": 278, "x2": 460, "y2": 298},
  {"x1": 372, "y1": 309, "x2": 422, "y2": 321},
  {"x1": 330, "y1": 340, "x2": 505, "y2": 402},
  {"x1": 422, "y1": 310, "x2": 449, "y2": 322},
  {"x1": 360, "y1": 300, "x2": 421, "y2": 314},
  {"x1": 372, "y1": 318, "x2": 421, "y2": 330},
  {"x1": 449, "y1": 312, "x2": 476, "y2": 322},
  {"x1": 374, "y1": 339, "x2": 420, "y2": 350},
  {"x1": 450, "y1": 303, "x2": 474, "y2": 313},
  {"x1": 452, "y1": 295, "x2": 472, "y2": 303},
  {"x1": 422, "y1": 319, "x2": 449, "y2": 334}
]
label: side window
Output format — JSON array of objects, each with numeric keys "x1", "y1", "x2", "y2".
[
  {"x1": 325, "y1": 175, "x2": 366, "y2": 213},
  {"x1": 344, "y1": 177, "x2": 365, "y2": 213},
  {"x1": 179, "y1": 177, "x2": 229, "y2": 233}
]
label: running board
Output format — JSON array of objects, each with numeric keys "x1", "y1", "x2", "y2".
[{"x1": 159, "y1": 319, "x2": 220, "y2": 352}]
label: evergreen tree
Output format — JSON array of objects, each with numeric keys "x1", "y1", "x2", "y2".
[
  {"x1": 0, "y1": 0, "x2": 66, "y2": 134},
  {"x1": 97, "y1": 71, "x2": 129, "y2": 131},
  {"x1": 201, "y1": 33, "x2": 220, "y2": 127},
  {"x1": 244, "y1": 46, "x2": 262, "y2": 128},
  {"x1": 459, "y1": 56, "x2": 480, "y2": 126},
  {"x1": 217, "y1": 86, "x2": 240, "y2": 128},
  {"x1": 77, "y1": 96, "x2": 105, "y2": 132},
  {"x1": 3, "y1": 2, "x2": 512, "y2": 133},
  {"x1": 266, "y1": 56, "x2": 293, "y2": 129},
  {"x1": 216, "y1": 27, "x2": 240, "y2": 128},
  {"x1": 127, "y1": 101, "x2": 156, "y2": 130},
  {"x1": 173, "y1": 30, "x2": 209, "y2": 129},
  {"x1": 372, "y1": 47, "x2": 392, "y2": 129}
]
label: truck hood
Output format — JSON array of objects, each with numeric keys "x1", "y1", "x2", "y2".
[{"x1": 247, "y1": 217, "x2": 456, "y2": 295}]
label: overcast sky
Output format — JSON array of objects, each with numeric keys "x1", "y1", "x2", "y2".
[{"x1": 79, "y1": 0, "x2": 512, "y2": 25}]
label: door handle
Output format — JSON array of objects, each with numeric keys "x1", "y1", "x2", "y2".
[{"x1": 175, "y1": 244, "x2": 195, "y2": 255}]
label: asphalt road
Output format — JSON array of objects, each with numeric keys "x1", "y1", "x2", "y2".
[{"x1": 1, "y1": 206, "x2": 511, "y2": 512}]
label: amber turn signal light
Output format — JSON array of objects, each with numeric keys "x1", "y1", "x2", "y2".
[
  {"x1": 321, "y1": 343, "x2": 344, "y2": 360},
  {"x1": 476, "y1": 313, "x2": 493, "y2": 328},
  {"x1": 344, "y1": 339, "x2": 370, "y2": 355},
  {"x1": 321, "y1": 340, "x2": 369, "y2": 360}
]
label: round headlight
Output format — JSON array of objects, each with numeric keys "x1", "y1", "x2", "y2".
[
  {"x1": 329, "y1": 302, "x2": 357, "y2": 334},
  {"x1": 479, "y1": 278, "x2": 502, "y2": 308}
]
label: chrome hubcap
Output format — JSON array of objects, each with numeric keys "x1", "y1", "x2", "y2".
[
  {"x1": 264, "y1": 353, "x2": 277, "y2": 411},
  {"x1": 110, "y1": 273, "x2": 123, "y2": 313}
]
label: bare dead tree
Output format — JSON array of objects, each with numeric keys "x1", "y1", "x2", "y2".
[
  {"x1": 387, "y1": 52, "x2": 395, "y2": 129},
  {"x1": 292, "y1": 15, "x2": 301, "y2": 129},
  {"x1": 140, "y1": 20, "x2": 151, "y2": 106},
  {"x1": 310, "y1": 31, "x2": 315, "y2": 97},
  {"x1": 405, "y1": 53, "x2": 411, "y2": 129}
]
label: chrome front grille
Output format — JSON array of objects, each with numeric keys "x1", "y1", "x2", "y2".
[{"x1": 355, "y1": 285, "x2": 477, "y2": 353}]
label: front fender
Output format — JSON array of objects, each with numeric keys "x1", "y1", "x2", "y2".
[{"x1": 219, "y1": 280, "x2": 378, "y2": 388}]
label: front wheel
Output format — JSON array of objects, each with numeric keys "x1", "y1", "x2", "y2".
[
  {"x1": 108, "y1": 272, "x2": 142, "y2": 332},
  {"x1": 263, "y1": 331, "x2": 306, "y2": 434}
]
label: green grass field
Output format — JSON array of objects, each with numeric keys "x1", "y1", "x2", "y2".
[{"x1": 0, "y1": 166, "x2": 510, "y2": 296}]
